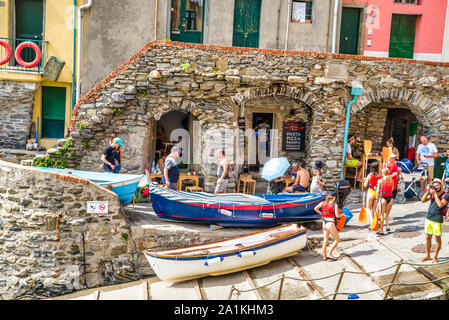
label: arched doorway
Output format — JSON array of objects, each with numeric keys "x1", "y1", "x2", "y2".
[
  {"x1": 144, "y1": 110, "x2": 199, "y2": 174},
  {"x1": 349, "y1": 103, "x2": 420, "y2": 163}
]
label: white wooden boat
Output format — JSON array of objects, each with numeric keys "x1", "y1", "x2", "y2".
[{"x1": 141, "y1": 223, "x2": 307, "y2": 282}]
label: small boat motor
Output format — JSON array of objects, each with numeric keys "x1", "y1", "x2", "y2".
[{"x1": 333, "y1": 180, "x2": 351, "y2": 209}]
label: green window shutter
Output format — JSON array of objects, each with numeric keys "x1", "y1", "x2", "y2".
[
  {"x1": 15, "y1": 0, "x2": 43, "y2": 40},
  {"x1": 389, "y1": 14, "x2": 416, "y2": 59},
  {"x1": 42, "y1": 86, "x2": 66, "y2": 139}
]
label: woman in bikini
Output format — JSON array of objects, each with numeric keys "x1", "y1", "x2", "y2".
[
  {"x1": 363, "y1": 161, "x2": 381, "y2": 227},
  {"x1": 376, "y1": 168, "x2": 395, "y2": 235},
  {"x1": 314, "y1": 192, "x2": 342, "y2": 261}
]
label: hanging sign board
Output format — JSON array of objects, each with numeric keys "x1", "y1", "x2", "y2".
[
  {"x1": 282, "y1": 122, "x2": 305, "y2": 151},
  {"x1": 87, "y1": 201, "x2": 109, "y2": 214}
]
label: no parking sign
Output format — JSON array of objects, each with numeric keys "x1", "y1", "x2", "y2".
[{"x1": 87, "y1": 201, "x2": 109, "y2": 214}]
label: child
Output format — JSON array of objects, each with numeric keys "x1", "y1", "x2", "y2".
[
  {"x1": 310, "y1": 160, "x2": 325, "y2": 193},
  {"x1": 363, "y1": 161, "x2": 381, "y2": 226},
  {"x1": 314, "y1": 192, "x2": 341, "y2": 261},
  {"x1": 376, "y1": 168, "x2": 394, "y2": 235}
]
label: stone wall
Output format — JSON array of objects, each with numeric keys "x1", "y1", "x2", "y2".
[
  {"x1": 0, "y1": 81, "x2": 40, "y2": 149},
  {"x1": 44, "y1": 41, "x2": 449, "y2": 189},
  {"x1": 0, "y1": 160, "x2": 140, "y2": 299}
]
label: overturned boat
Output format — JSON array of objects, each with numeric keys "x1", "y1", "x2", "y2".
[
  {"x1": 33, "y1": 167, "x2": 142, "y2": 205},
  {"x1": 141, "y1": 223, "x2": 307, "y2": 282},
  {"x1": 148, "y1": 183, "x2": 324, "y2": 227}
]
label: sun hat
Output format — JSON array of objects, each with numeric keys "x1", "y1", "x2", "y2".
[
  {"x1": 315, "y1": 160, "x2": 325, "y2": 170},
  {"x1": 432, "y1": 178, "x2": 443, "y2": 185},
  {"x1": 113, "y1": 137, "x2": 123, "y2": 146},
  {"x1": 171, "y1": 146, "x2": 182, "y2": 154}
]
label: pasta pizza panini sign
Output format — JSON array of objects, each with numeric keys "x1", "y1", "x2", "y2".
[{"x1": 282, "y1": 122, "x2": 306, "y2": 152}]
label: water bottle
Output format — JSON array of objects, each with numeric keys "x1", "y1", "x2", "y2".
[{"x1": 151, "y1": 160, "x2": 156, "y2": 173}]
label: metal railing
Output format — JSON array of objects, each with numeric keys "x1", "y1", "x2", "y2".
[
  {"x1": 227, "y1": 243, "x2": 449, "y2": 300},
  {"x1": 0, "y1": 37, "x2": 48, "y2": 74}
]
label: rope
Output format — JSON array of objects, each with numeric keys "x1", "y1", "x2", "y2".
[{"x1": 228, "y1": 258, "x2": 449, "y2": 300}]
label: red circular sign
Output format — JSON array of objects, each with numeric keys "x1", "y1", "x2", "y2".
[{"x1": 99, "y1": 204, "x2": 106, "y2": 211}]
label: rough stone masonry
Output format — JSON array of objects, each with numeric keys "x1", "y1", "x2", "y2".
[
  {"x1": 46, "y1": 41, "x2": 449, "y2": 190},
  {"x1": 0, "y1": 160, "x2": 141, "y2": 299}
]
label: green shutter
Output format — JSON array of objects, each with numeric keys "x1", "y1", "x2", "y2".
[
  {"x1": 389, "y1": 14, "x2": 416, "y2": 59},
  {"x1": 42, "y1": 87, "x2": 66, "y2": 139},
  {"x1": 232, "y1": 0, "x2": 261, "y2": 48},
  {"x1": 15, "y1": 0, "x2": 43, "y2": 40}
]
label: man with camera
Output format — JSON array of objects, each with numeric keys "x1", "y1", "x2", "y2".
[{"x1": 420, "y1": 178, "x2": 449, "y2": 263}]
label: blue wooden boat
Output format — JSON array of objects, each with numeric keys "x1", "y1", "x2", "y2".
[
  {"x1": 148, "y1": 184, "x2": 324, "y2": 227},
  {"x1": 33, "y1": 167, "x2": 143, "y2": 205}
]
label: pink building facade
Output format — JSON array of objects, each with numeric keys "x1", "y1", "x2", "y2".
[{"x1": 341, "y1": 0, "x2": 449, "y2": 61}]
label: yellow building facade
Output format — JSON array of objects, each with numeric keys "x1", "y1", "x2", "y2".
[{"x1": 0, "y1": 0, "x2": 77, "y2": 150}]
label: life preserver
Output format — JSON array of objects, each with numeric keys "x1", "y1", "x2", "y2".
[
  {"x1": 15, "y1": 41, "x2": 42, "y2": 68},
  {"x1": 0, "y1": 40, "x2": 12, "y2": 65}
]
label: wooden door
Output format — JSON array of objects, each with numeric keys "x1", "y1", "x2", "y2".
[
  {"x1": 170, "y1": 0, "x2": 204, "y2": 44},
  {"x1": 232, "y1": 0, "x2": 261, "y2": 48},
  {"x1": 42, "y1": 87, "x2": 66, "y2": 139},
  {"x1": 15, "y1": 0, "x2": 43, "y2": 66},
  {"x1": 339, "y1": 7, "x2": 360, "y2": 55},
  {"x1": 389, "y1": 14, "x2": 416, "y2": 59}
]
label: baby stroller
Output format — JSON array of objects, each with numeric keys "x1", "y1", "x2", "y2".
[{"x1": 395, "y1": 161, "x2": 427, "y2": 204}]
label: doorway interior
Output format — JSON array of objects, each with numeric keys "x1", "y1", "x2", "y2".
[
  {"x1": 250, "y1": 112, "x2": 274, "y2": 172},
  {"x1": 382, "y1": 108, "x2": 418, "y2": 160},
  {"x1": 155, "y1": 110, "x2": 194, "y2": 170}
]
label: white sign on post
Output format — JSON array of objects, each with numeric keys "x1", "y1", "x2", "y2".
[
  {"x1": 292, "y1": 1, "x2": 307, "y2": 23},
  {"x1": 87, "y1": 201, "x2": 109, "y2": 214}
]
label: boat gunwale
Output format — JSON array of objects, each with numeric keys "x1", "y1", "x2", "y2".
[{"x1": 143, "y1": 224, "x2": 306, "y2": 259}]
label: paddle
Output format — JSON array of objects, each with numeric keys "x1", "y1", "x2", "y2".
[{"x1": 359, "y1": 140, "x2": 372, "y2": 223}]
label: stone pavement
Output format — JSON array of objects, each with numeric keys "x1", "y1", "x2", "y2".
[{"x1": 51, "y1": 198, "x2": 449, "y2": 300}]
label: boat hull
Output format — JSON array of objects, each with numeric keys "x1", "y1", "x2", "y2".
[
  {"x1": 144, "y1": 225, "x2": 307, "y2": 282},
  {"x1": 32, "y1": 167, "x2": 142, "y2": 205},
  {"x1": 150, "y1": 192, "x2": 323, "y2": 227}
]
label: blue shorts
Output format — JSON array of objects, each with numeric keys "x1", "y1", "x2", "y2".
[{"x1": 293, "y1": 185, "x2": 307, "y2": 192}]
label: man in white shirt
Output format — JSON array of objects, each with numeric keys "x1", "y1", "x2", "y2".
[{"x1": 416, "y1": 135, "x2": 439, "y2": 191}]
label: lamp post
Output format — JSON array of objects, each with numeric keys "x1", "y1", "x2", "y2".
[{"x1": 340, "y1": 81, "x2": 363, "y2": 180}]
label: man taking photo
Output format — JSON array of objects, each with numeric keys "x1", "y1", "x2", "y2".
[{"x1": 420, "y1": 178, "x2": 449, "y2": 263}]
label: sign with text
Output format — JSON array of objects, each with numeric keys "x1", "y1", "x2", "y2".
[
  {"x1": 238, "y1": 117, "x2": 246, "y2": 148},
  {"x1": 87, "y1": 201, "x2": 109, "y2": 214},
  {"x1": 282, "y1": 122, "x2": 306, "y2": 152}
]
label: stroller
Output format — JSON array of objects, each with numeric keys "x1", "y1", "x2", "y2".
[{"x1": 395, "y1": 161, "x2": 427, "y2": 204}]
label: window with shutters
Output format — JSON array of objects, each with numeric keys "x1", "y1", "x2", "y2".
[{"x1": 291, "y1": 0, "x2": 313, "y2": 24}]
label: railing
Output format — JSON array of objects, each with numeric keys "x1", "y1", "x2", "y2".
[
  {"x1": 227, "y1": 241, "x2": 449, "y2": 300},
  {"x1": 0, "y1": 37, "x2": 48, "y2": 74}
]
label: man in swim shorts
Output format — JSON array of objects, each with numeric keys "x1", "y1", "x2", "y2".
[{"x1": 284, "y1": 160, "x2": 310, "y2": 193}]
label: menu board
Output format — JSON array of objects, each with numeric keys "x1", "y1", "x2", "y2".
[
  {"x1": 291, "y1": 1, "x2": 307, "y2": 23},
  {"x1": 238, "y1": 117, "x2": 245, "y2": 148},
  {"x1": 282, "y1": 122, "x2": 305, "y2": 151}
]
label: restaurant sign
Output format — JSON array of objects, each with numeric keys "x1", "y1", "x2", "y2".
[{"x1": 282, "y1": 122, "x2": 305, "y2": 151}]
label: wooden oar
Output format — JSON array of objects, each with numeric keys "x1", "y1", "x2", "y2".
[{"x1": 359, "y1": 140, "x2": 372, "y2": 223}]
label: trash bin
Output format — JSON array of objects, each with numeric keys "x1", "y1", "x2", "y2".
[{"x1": 435, "y1": 155, "x2": 448, "y2": 179}]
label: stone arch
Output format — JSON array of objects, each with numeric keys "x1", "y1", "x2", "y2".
[
  {"x1": 351, "y1": 86, "x2": 434, "y2": 127},
  {"x1": 229, "y1": 84, "x2": 326, "y2": 116}
]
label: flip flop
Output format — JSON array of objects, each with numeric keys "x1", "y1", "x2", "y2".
[
  {"x1": 328, "y1": 256, "x2": 338, "y2": 261},
  {"x1": 376, "y1": 231, "x2": 385, "y2": 236}
]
